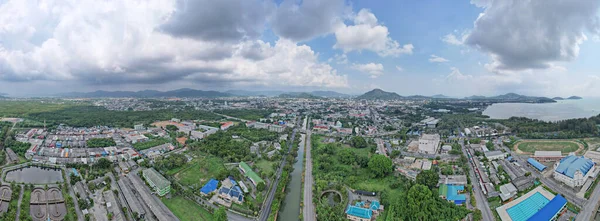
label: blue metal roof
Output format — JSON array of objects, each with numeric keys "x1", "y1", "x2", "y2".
[
  {"x1": 526, "y1": 194, "x2": 567, "y2": 221},
  {"x1": 200, "y1": 179, "x2": 219, "y2": 194},
  {"x1": 555, "y1": 156, "x2": 594, "y2": 178},
  {"x1": 345, "y1": 205, "x2": 372, "y2": 219},
  {"x1": 527, "y1": 158, "x2": 547, "y2": 171},
  {"x1": 370, "y1": 200, "x2": 380, "y2": 211},
  {"x1": 447, "y1": 185, "x2": 466, "y2": 203}
]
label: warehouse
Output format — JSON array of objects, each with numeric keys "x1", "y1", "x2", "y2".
[{"x1": 533, "y1": 151, "x2": 563, "y2": 162}]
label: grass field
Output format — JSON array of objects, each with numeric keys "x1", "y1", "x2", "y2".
[
  {"x1": 0, "y1": 100, "x2": 79, "y2": 117},
  {"x1": 174, "y1": 156, "x2": 226, "y2": 187},
  {"x1": 516, "y1": 140, "x2": 581, "y2": 154},
  {"x1": 162, "y1": 194, "x2": 213, "y2": 221},
  {"x1": 254, "y1": 160, "x2": 275, "y2": 177}
]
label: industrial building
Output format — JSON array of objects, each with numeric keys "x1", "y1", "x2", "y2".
[
  {"x1": 417, "y1": 134, "x2": 440, "y2": 154},
  {"x1": 142, "y1": 168, "x2": 171, "y2": 196},
  {"x1": 553, "y1": 155, "x2": 596, "y2": 188},
  {"x1": 527, "y1": 158, "x2": 547, "y2": 171},
  {"x1": 484, "y1": 150, "x2": 506, "y2": 160}
]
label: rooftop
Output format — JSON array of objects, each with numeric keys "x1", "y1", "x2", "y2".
[
  {"x1": 555, "y1": 155, "x2": 595, "y2": 178},
  {"x1": 345, "y1": 205, "x2": 372, "y2": 219},
  {"x1": 142, "y1": 168, "x2": 170, "y2": 189},
  {"x1": 239, "y1": 162, "x2": 265, "y2": 184},
  {"x1": 200, "y1": 179, "x2": 219, "y2": 194}
]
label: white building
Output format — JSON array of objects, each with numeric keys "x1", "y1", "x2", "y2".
[
  {"x1": 417, "y1": 134, "x2": 440, "y2": 154},
  {"x1": 499, "y1": 183, "x2": 517, "y2": 201},
  {"x1": 134, "y1": 124, "x2": 145, "y2": 131},
  {"x1": 484, "y1": 151, "x2": 506, "y2": 161},
  {"x1": 553, "y1": 155, "x2": 596, "y2": 188}
]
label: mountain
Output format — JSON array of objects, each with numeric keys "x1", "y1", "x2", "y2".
[
  {"x1": 356, "y1": 89, "x2": 403, "y2": 100},
  {"x1": 552, "y1": 97, "x2": 564, "y2": 100},
  {"x1": 278, "y1": 93, "x2": 322, "y2": 99},
  {"x1": 225, "y1": 90, "x2": 285, "y2": 97},
  {"x1": 58, "y1": 89, "x2": 230, "y2": 98},
  {"x1": 567, "y1": 96, "x2": 582, "y2": 100},
  {"x1": 464, "y1": 93, "x2": 555, "y2": 103},
  {"x1": 310, "y1": 91, "x2": 350, "y2": 98},
  {"x1": 431, "y1": 94, "x2": 452, "y2": 99}
]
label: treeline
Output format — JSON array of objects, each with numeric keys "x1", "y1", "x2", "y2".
[
  {"x1": 26, "y1": 106, "x2": 223, "y2": 128},
  {"x1": 499, "y1": 116, "x2": 600, "y2": 138},
  {"x1": 133, "y1": 138, "x2": 170, "y2": 151},
  {"x1": 228, "y1": 125, "x2": 279, "y2": 142},
  {"x1": 86, "y1": 138, "x2": 116, "y2": 148},
  {"x1": 188, "y1": 130, "x2": 253, "y2": 162},
  {"x1": 215, "y1": 108, "x2": 272, "y2": 121}
]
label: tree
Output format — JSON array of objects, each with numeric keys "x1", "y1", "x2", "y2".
[
  {"x1": 473, "y1": 209, "x2": 482, "y2": 221},
  {"x1": 416, "y1": 170, "x2": 439, "y2": 190},
  {"x1": 94, "y1": 158, "x2": 112, "y2": 169},
  {"x1": 256, "y1": 182, "x2": 265, "y2": 192},
  {"x1": 389, "y1": 150, "x2": 401, "y2": 159},
  {"x1": 214, "y1": 206, "x2": 228, "y2": 221},
  {"x1": 486, "y1": 141, "x2": 495, "y2": 151},
  {"x1": 350, "y1": 136, "x2": 367, "y2": 149},
  {"x1": 368, "y1": 155, "x2": 393, "y2": 178},
  {"x1": 166, "y1": 125, "x2": 178, "y2": 131},
  {"x1": 338, "y1": 148, "x2": 356, "y2": 165}
]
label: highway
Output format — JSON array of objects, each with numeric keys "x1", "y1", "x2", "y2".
[
  {"x1": 258, "y1": 117, "x2": 300, "y2": 221},
  {"x1": 460, "y1": 140, "x2": 494, "y2": 221},
  {"x1": 303, "y1": 129, "x2": 316, "y2": 221}
]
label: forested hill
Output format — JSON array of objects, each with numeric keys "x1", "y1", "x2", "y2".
[{"x1": 500, "y1": 115, "x2": 600, "y2": 139}]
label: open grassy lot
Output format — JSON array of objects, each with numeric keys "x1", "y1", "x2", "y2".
[
  {"x1": 174, "y1": 156, "x2": 226, "y2": 187},
  {"x1": 254, "y1": 159, "x2": 275, "y2": 177},
  {"x1": 162, "y1": 194, "x2": 213, "y2": 221},
  {"x1": 0, "y1": 100, "x2": 79, "y2": 117},
  {"x1": 516, "y1": 140, "x2": 582, "y2": 154}
]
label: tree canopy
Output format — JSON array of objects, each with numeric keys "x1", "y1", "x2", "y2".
[
  {"x1": 368, "y1": 155, "x2": 393, "y2": 178},
  {"x1": 416, "y1": 170, "x2": 439, "y2": 190},
  {"x1": 350, "y1": 136, "x2": 367, "y2": 148}
]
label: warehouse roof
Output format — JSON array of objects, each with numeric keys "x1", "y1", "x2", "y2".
[
  {"x1": 526, "y1": 194, "x2": 567, "y2": 221},
  {"x1": 555, "y1": 155, "x2": 595, "y2": 178},
  {"x1": 345, "y1": 205, "x2": 372, "y2": 219},
  {"x1": 527, "y1": 158, "x2": 547, "y2": 171},
  {"x1": 200, "y1": 179, "x2": 218, "y2": 194},
  {"x1": 239, "y1": 162, "x2": 264, "y2": 184},
  {"x1": 142, "y1": 168, "x2": 170, "y2": 189},
  {"x1": 534, "y1": 151, "x2": 562, "y2": 157}
]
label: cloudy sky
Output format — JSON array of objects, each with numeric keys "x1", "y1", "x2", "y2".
[{"x1": 1, "y1": 0, "x2": 599, "y2": 97}]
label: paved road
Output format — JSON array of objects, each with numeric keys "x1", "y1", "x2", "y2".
[
  {"x1": 258, "y1": 118, "x2": 300, "y2": 221},
  {"x1": 64, "y1": 171, "x2": 84, "y2": 221},
  {"x1": 303, "y1": 129, "x2": 316, "y2": 221},
  {"x1": 577, "y1": 181, "x2": 600, "y2": 221},
  {"x1": 460, "y1": 140, "x2": 494, "y2": 221}
]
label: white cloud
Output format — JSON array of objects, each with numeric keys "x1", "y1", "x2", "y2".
[
  {"x1": 429, "y1": 55, "x2": 449, "y2": 63},
  {"x1": 442, "y1": 32, "x2": 468, "y2": 45},
  {"x1": 333, "y1": 9, "x2": 413, "y2": 57},
  {"x1": 0, "y1": 0, "x2": 348, "y2": 89},
  {"x1": 445, "y1": 67, "x2": 472, "y2": 81},
  {"x1": 351, "y1": 62, "x2": 384, "y2": 78},
  {"x1": 465, "y1": 0, "x2": 600, "y2": 72},
  {"x1": 328, "y1": 53, "x2": 348, "y2": 64},
  {"x1": 395, "y1": 65, "x2": 404, "y2": 72}
]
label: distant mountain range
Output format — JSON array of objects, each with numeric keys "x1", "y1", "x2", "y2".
[
  {"x1": 552, "y1": 96, "x2": 582, "y2": 101},
  {"x1": 278, "y1": 92, "x2": 322, "y2": 99},
  {"x1": 356, "y1": 89, "x2": 557, "y2": 103},
  {"x1": 58, "y1": 89, "x2": 350, "y2": 98}
]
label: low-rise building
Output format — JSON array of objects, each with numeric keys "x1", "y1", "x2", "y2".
[
  {"x1": 553, "y1": 155, "x2": 596, "y2": 188},
  {"x1": 142, "y1": 168, "x2": 171, "y2": 196},
  {"x1": 499, "y1": 183, "x2": 518, "y2": 201},
  {"x1": 534, "y1": 151, "x2": 563, "y2": 162},
  {"x1": 418, "y1": 134, "x2": 440, "y2": 154},
  {"x1": 239, "y1": 162, "x2": 265, "y2": 186},
  {"x1": 484, "y1": 150, "x2": 506, "y2": 160},
  {"x1": 438, "y1": 184, "x2": 466, "y2": 205}
]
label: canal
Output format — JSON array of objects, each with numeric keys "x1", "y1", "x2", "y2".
[{"x1": 278, "y1": 133, "x2": 305, "y2": 221}]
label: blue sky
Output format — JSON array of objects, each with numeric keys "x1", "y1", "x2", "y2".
[{"x1": 0, "y1": 0, "x2": 599, "y2": 97}]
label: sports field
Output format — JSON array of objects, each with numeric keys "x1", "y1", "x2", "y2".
[
  {"x1": 515, "y1": 140, "x2": 583, "y2": 154},
  {"x1": 162, "y1": 193, "x2": 213, "y2": 221}
]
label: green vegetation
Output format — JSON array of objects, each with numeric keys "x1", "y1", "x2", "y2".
[
  {"x1": 4, "y1": 130, "x2": 30, "y2": 156},
  {"x1": 498, "y1": 116, "x2": 600, "y2": 139},
  {"x1": 133, "y1": 137, "x2": 170, "y2": 150},
  {"x1": 161, "y1": 194, "x2": 213, "y2": 221},
  {"x1": 154, "y1": 153, "x2": 188, "y2": 171},
  {"x1": 585, "y1": 176, "x2": 600, "y2": 198},
  {"x1": 214, "y1": 206, "x2": 228, "y2": 221},
  {"x1": 62, "y1": 183, "x2": 77, "y2": 221},
  {"x1": 416, "y1": 170, "x2": 440, "y2": 190},
  {"x1": 368, "y1": 155, "x2": 393, "y2": 178},
  {"x1": 20, "y1": 185, "x2": 32, "y2": 221},
  {"x1": 254, "y1": 159, "x2": 275, "y2": 178},
  {"x1": 0, "y1": 100, "x2": 80, "y2": 117},
  {"x1": 174, "y1": 156, "x2": 227, "y2": 187},
  {"x1": 228, "y1": 125, "x2": 279, "y2": 142},
  {"x1": 350, "y1": 136, "x2": 367, "y2": 148},
  {"x1": 0, "y1": 184, "x2": 20, "y2": 220},
  {"x1": 188, "y1": 125, "x2": 277, "y2": 162},
  {"x1": 86, "y1": 138, "x2": 116, "y2": 148},
  {"x1": 517, "y1": 140, "x2": 580, "y2": 153},
  {"x1": 215, "y1": 109, "x2": 272, "y2": 121},
  {"x1": 26, "y1": 106, "x2": 222, "y2": 128}
]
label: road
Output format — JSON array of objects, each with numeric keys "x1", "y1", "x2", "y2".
[
  {"x1": 258, "y1": 117, "x2": 300, "y2": 221},
  {"x1": 15, "y1": 185, "x2": 23, "y2": 221},
  {"x1": 303, "y1": 129, "x2": 316, "y2": 221},
  {"x1": 64, "y1": 170, "x2": 84, "y2": 221},
  {"x1": 577, "y1": 179, "x2": 600, "y2": 221},
  {"x1": 460, "y1": 140, "x2": 494, "y2": 221}
]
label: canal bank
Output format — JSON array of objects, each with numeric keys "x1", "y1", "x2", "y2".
[{"x1": 278, "y1": 133, "x2": 305, "y2": 221}]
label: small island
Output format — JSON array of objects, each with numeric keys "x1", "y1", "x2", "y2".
[
  {"x1": 552, "y1": 97, "x2": 564, "y2": 100},
  {"x1": 567, "y1": 96, "x2": 583, "y2": 100}
]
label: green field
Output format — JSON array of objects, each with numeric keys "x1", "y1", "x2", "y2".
[
  {"x1": 174, "y1": 156, "x2": 226, "y2": 187},
  {"x1": 517, "y1": 140, "x2": 580, "y2": 153},
  {"x1": 162, "y1": 194, "x2": 213, "y2": 221},
  {"x1": 0, "y1": 100, "x2": 79, "y2": 117},
  {"x1": 254, "y1": 160, "x2": 275, "y2": 177}
]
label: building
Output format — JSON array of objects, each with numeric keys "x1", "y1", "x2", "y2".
[
  {"x1": 220, "y1": 121, "x2": 234, "y2": 130},
  {"x1": 534, "y1": 151, "x2": 563, "y2": 162},
  {"x1": 527, "y1": 158, "x2": 547, "y2": 171},
  {"x1": 438, "y1": 175, "x2": 468, "y2": 186},
  {"x1": 484, "y1": 150, "x2": 506, "y2": 160},
  {"x1": 418, "y1": 134, "x2": 440, "y2": 154},
  {"x1": 239, "y1": 162, "x2": 265, "y2": 186},
  {"x1": 499, "y1": 183, "x2": 517, "y2": 202},
  {"x1": 5, "y1": 148, "x2": 18, "y2": 164},
  {"x1": 218, "y1": 186, "x2": 244, "y2": 205},
  {"x1": 553, "y1": 155, "x2": 596, "y2": 188},
  {"x1": 142, "y1": 168, "x2": 171, "y2": 196},
  {"x1": 496, "y1": 186, "x2": 567, "y2": 221},
  {"x1": 134, "y1": 124, "x2": 145, "y2": 131},
  {"x1": 200, "y1": 179, "x2": 219, "y2": 196},
  {"x1": 345, "y1": 200, "x2": 383, "y2": 221},
  {"x1": 439, "y1": 184, "x2": 466, "y2": 205},
  {"x1": 512, "y1": 176, "x2": 534, "y2": 192},
  {"x1": 269, "y1": 124, "x2": 284, "y2": 133}
]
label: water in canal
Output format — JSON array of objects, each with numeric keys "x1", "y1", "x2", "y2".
[
  {"x1": 5, "y1": 166, "x2": 64, "y2": 184},
  {"x1": 278, "y1": 133, "x2": 305, "y2": 221}
]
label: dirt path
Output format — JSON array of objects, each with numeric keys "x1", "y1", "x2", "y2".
[{"x1": 513, "y1": 140, "x2": 584, "y2": 155}]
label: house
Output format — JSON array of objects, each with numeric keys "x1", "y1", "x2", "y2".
[
  {"x1": 438, "y1": 184, "x2": 466, "y2": 205},
  {"x1": 345, "y1": 200, "x2": 383, "y2": 221},
  {"x1": 499, "y1": 183, "x2": 518, "y2": 201},
  {"x1": 200, "y1": 179, "x2": 219, "y2": 196},
  {"x1": 220, "y1": 122, "x2": 234, "y2": 130},
  {"x1": 484, "y1": 150, "x2": 506, "y2": 160}
]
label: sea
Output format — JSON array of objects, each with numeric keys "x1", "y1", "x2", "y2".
[{"x1": 482, "y1": 98, "x2": 600, "y2": 122}]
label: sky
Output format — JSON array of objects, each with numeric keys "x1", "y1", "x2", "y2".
[{"x1": 0, "y1": 0, "x2": 599, "y2": 97}]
